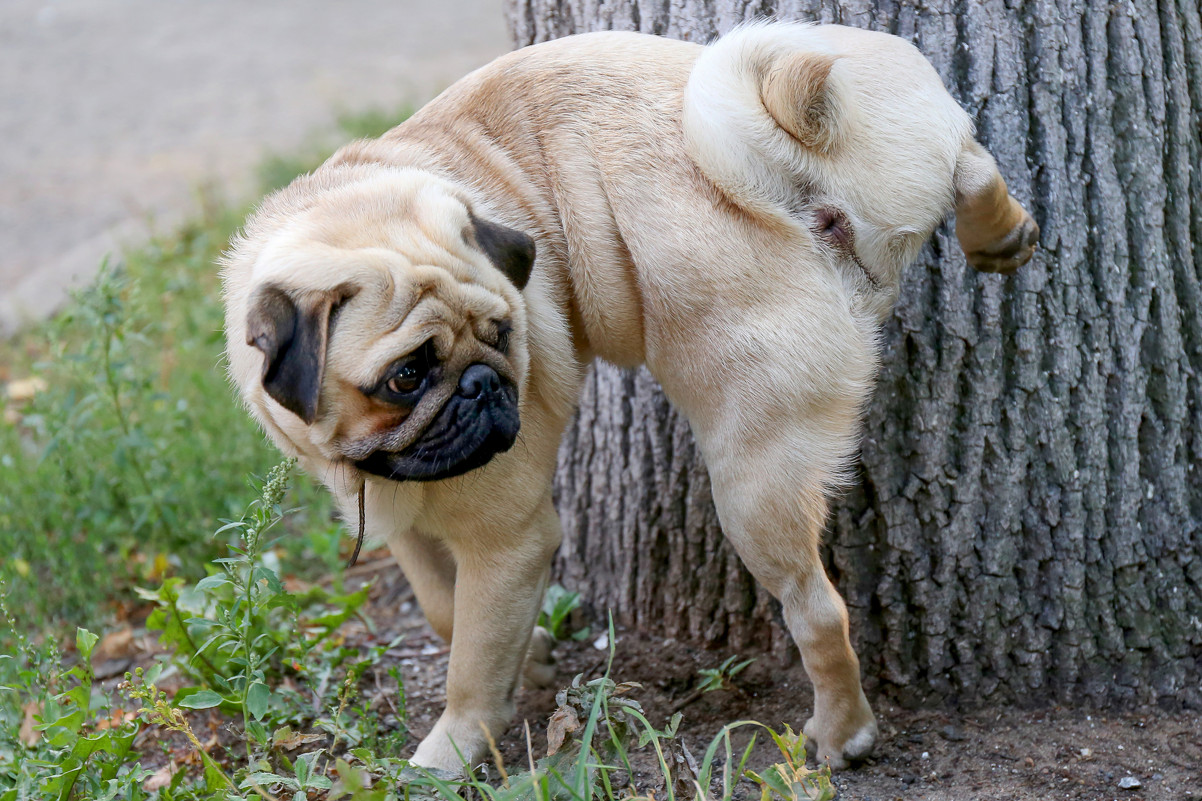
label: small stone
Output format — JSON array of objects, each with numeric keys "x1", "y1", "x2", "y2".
[
  {"x1": 1118, "y1": 776, "x2": 1142, "y2": 790},
  {"x1": 940, "y1": 725, "x2": 965, "y2": 742}
]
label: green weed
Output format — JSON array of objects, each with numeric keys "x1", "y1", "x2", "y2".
[
  {"x1": 696, "y1": 656, "x2": 755, "y2": 695},
  {"x1": 538, "y1": 585, "x2": 586, "y2": 642},
  {"x1": 0, "y1": 615, "x2": 150, "y2": 800}
]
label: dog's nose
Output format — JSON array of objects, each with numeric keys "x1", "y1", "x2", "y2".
[{"x1": 458, "y1": 364, "x2": 501, "y2": 399}]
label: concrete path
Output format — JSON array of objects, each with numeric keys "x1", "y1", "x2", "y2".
[{"x1": 0, "y1": 0, "x2": 509, "y2": 336}]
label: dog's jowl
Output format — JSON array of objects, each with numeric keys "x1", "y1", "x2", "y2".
[{"x1": 223, "y1": 21, "x2": 1037, "y2": 772}]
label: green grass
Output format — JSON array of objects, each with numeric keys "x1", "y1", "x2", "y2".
[{"x1": 0, "y1": 106, "x2": 413, "y2": 635}]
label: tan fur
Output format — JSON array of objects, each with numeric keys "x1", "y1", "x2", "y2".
[
  {"x1": 761, "y1": 52, "x2": 844, "y2": 153},
  {"x1": 222, "y1": 21, "x2": 1037, "y2": 773}
]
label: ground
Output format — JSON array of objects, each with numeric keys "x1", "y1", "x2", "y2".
[
  {"x1": 98, "y1": 553, "x2": 1202, "y2": 801},
  {"x1": 0, "y1": 0, "x2": 508, "y2": 335}
]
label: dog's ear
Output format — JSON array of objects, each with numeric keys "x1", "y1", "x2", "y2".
[
  {"x1": 467, "y1": 213, "x2": 536, "y2": 289},
  {"x1": 953, "y1": 140, "x2": 1040, "y2": 274},
  {"x1": 246, "y1": 284, "x2": 352, "y2": 424},
  {"x1": 760, "y1": 52, "x2": 846, "y2": 154}
]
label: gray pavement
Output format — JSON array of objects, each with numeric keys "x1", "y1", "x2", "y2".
[{"x1": 0, "y1": 0, "x2": 509, "y2": 336}]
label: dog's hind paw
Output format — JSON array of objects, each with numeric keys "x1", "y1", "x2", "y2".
[
  {"x1": 803, "y1": 694, "x2": 878, "y2": 770},
  {"x1": 522, "y1": 626, "x2": 557, "y2": 689}
]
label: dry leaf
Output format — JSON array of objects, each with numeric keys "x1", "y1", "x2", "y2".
[
  {"x1": 272, "y1": 727, "x2": 324, "y2": 751},
  {"x1": 143, "y1": 763, "x2": 178, "y2": 791},
  {"x1": 94, "y1": 708, "x2": 136, "y2": 731},
  {"x1": 546, "y1": 704, "x2": 580, "y2": 757},
  {"x1": 6, "y1": 377, "x2": 47, "y2": 403},
  {"x1": 19, "y1": 701, "x2": 41, "y2": 746},
  {"x1": 96, "y1": 626, "x2": 136, "y2": 661}
]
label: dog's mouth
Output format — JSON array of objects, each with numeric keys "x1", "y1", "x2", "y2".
[{"x1": 355, "y1": 364, "x2": 520, "y2": 482}]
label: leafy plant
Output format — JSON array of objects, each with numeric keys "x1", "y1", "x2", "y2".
[
  {"x1": 537, "y1": 585, "x2": 584, "y2": 641},
  {"x1": 0, "y1": 240, "x2": 338, "y2": 634},
  {"x1": 122, "y1": 669, "x2": 237, "y2": 796},
  {"x1": 241, "y1": 750, "x2": 332, "y2": 800},
  {"x1": 696, "y1": 655, "x2": 755, "y2": 695},
  {"x1": 136, "y1": 459, "x2": 378, "y2": 756},
  {"x1": 672, "y1": 655, "x2": 755, "y2": 714},
  {"x1": 0, "y1": 618, "x2": 150, "y2": 800},
  {"x1": 742, "y1": 725, "x2": 835, "y2": 801}
]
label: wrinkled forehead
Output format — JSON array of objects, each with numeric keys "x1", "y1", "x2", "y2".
[
  {"x1": 336, "y1": 263, "x2": 510, "y2": 360},
  {"x1": 817, "y1": 25, "x2": 973, "y2": 235},
  {"x1": 251, "y1": 183, "x2": 517, "y2": 387},
  {"x1": 254, "y1": 178, "x2": 479, "y2": 282}
]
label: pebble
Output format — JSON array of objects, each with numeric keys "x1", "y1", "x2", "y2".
[
  {"x1": 1118, "y1": 776, "x2": 1142, "y2": 790},
  {"x1": 940, "y1": 725, "x2": 966, "y2": 742}
]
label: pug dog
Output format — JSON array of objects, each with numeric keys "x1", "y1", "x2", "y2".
[{"x1": 222, "y1": 21, "x2": 1038, "y2": 772}]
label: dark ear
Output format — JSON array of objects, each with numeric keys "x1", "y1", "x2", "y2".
[
  {"x1": 246, "y1": 285, "x2": 350, "y2": 424},
  {"x1": 467, "y1": 213, "x2": 536, "y2": 289}
]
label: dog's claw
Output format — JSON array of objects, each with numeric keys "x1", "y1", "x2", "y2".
[{"x1": 966, "y1": 213, "x2": 1040, "y2": 275}]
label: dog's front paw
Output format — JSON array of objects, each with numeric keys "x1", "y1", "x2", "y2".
[
  {"x1": 410, "y1": 703, "x2": 514, "y2": 775},
  {"x1": 522, "y1": 626, "x2": 557, "y2": 689},
  {"x1": 803, "y1": 691, "x2": 878, "y2": 770},
  {"x1": 410, "y1": 735, "x2": 473, "y2": 775}
]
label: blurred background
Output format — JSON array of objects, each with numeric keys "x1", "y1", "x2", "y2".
[{"x1": 0, "y1": 0, "x2": 508, "y2": 336}]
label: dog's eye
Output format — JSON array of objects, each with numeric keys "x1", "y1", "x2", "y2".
[
  {"x1": 493, "y1": 320, "x2": 512, "y2": 355},
  {"x1": 387, "y1": 366, "x2": 422, "y2": 395},
  {"x1": 814, "y1": 207, "x2": 853, "y2": 251},
  {"x1": 376, "y1": 341, "x2": 436, "y2": 403}
]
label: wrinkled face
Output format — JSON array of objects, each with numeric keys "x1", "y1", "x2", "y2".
[{"x1": 235, "y1": 171, "x2": 536, "y2": 482}]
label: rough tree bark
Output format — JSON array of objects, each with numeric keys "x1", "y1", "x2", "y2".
[{"x1": 504, "y1": 0, "x2": 1202, "y2": 708}]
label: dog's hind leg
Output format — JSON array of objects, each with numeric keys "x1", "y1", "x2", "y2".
[
  {"x1": 659, "y1": 305, "x2": 881, "y2": 770},
  {"x1": 953, "y1": 139, "x2": 1040, "y2": 275},
  {"x1": 705, "y1": 442, "x2": 877, "y2": 769},
  {"x1": 701, "y1": 432, "x2": 878, "y2": 770}
]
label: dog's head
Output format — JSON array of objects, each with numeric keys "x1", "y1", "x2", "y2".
[{"x1": 225, "y1": 170, "x2": 535, "y2": 482}]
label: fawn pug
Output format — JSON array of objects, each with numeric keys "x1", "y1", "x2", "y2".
[{"x1": 223, "y1": 21, "x2": 1037, "y2": 772}]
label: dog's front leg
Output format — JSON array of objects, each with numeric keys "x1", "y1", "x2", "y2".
[{"x1": 409, "y1": 501, "x2": 559, "y2": 773}]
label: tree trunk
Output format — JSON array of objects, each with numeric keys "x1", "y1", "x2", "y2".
[{"x1": 506, "y1": 0, "x2": 1202, "y2": 709}]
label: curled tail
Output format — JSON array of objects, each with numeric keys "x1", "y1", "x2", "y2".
[{"x1": 683, "y1": 22, "x2": 855, "y2": 217}]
